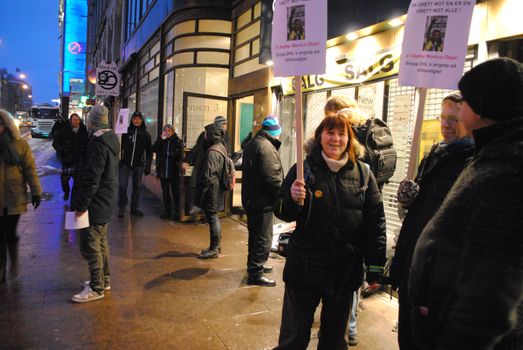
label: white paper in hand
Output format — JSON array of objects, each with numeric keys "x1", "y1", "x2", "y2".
[{"x1": 65, "y1": 211, "x2": 90, "y2": 230}]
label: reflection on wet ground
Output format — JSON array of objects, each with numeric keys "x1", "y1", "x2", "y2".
[{"x1": 0, "y1": 138, "x2": 399, "y2": 349}]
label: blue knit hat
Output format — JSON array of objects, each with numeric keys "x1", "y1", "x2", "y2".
[{"x1": 262, "y1": 115, "x2": 281, "y2": 137}]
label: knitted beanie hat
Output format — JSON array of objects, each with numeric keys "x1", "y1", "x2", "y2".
[
  {"x1": 88, "y1": 105, "x2": 109, "y2": 129},
  {"x1": 262, "y1": 115, "x2": 282, "y2": 137}
]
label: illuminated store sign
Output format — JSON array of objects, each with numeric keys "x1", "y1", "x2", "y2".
[{"x1": 62, "y1": 0, "x2": 87, "y2": 94}]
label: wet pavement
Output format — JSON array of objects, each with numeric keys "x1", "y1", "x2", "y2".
[{"x1": 0, "y1": 137, "x2": 399, "y2": 350}]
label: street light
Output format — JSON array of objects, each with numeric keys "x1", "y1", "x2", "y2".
[
  {"x1": 22, "y1": 84, "x2": 29, "y2": 90},
  {"x1": 19, "y1": 73, "x2": 27, "y2": 79}
]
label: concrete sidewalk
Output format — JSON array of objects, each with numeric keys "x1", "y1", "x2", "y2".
[{"x1": 0, "y1": 140, "x2": 399, "y2": 350}]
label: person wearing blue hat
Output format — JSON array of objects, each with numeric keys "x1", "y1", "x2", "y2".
[{"x1": 242, "y1": 115, "x2": 283, "y2": 286}]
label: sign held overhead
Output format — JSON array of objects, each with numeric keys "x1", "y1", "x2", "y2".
[{"x1": 399, "y1": 0, "x2": 476, "y2": 90}]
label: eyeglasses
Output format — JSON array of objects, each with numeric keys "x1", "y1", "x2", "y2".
[{"x1": 437, "y1": 115, "x2": 459, "y2": 124}]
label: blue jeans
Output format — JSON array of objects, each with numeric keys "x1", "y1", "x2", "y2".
[
  {"x1": 204, "y1": 211, "x2": 221, "y2": 249},
  {"x1": 348, "y1": 290, "x2": 358, "y2": 337},
  {"x1": 118, "y1": 165, "x2": 143, "y2": 210}
]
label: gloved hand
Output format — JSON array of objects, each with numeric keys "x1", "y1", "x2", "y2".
[
  {"x1": 397, "y1": 178, "x2": 419, "y2": 208},
  {"x1": 32, "y1": 195, "x2": 42, "y2": 209}
]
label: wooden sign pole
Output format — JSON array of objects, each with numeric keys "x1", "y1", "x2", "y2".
[
  {"x1": 294, "y1": 76, "x2": 305, "y2": 206},
  {"x1": 407, "y1": 87, "x2": 428, "y2": 179}
]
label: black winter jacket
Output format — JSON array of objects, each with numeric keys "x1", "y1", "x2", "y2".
[
  {"x1": 71, "y1": 129, "x2": 119, "y2": 225},
  {"x1": 120, "y1": 115, "x2": 152, "y2": 170},
  {"x1": 390, "y1": 138, "x2": 474, "y2": 288},
  {"x1": 152, "y1": 134, "x2": 183, "y2": 181},
  {"x1": 409, "y1": 118, "x2": 523, "y2": 350},
  {"x1": 195, "y1": 124, "x2": 227, "y2": 212},
  {"x1": 241, "y1": 130, "x2": 283, "y2": 213},
  {"x1": 52, "y1": 122, "x2": 88, "y2": 167},
  {"x1": 275, "y1": 146, "x2": 387, "y2": 294}
]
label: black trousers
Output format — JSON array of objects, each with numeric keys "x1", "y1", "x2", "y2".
[
  {"x1": 398, "y1": 285, "x2": 420, "y2": 350},
  {"x1": 246, "y1": 211, "x2": 273, "y2": 278},
  {"x1": 160, "y1": 178, "x2": 180, "y2": 217},
  {"x1": 0, "y1": 214, "x2": 21, "y2": 271},
  {"x1": 118, "y1": 165, "x2": 144, "y2": 210},
  {"x1": 277, "y1": 282, "x2": 354, "y2": 350}
]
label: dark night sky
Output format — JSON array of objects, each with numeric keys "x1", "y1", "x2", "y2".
[{"x1": 0, "y1": 0, "x2": 60, "y2": 105}]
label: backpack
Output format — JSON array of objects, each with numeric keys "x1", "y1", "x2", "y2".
[
  {"x1": 208, "y1": 145, "x2": 236, "y2": 191},
  {"x1": 355, "y1": 118, "x2": 397, "y2": 188}
]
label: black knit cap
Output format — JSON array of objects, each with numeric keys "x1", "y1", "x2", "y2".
[{"x1": 458, "y1": 57, "x2": 523, "y2": 121}]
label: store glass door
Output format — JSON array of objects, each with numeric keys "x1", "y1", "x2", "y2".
[{"x1": 180, "y1": 92, "x2": 230, "y2": 222}]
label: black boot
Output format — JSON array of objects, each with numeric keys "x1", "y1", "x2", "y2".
[{"x1": 199, "y1": 236, "x2": 221, "y2": 259}]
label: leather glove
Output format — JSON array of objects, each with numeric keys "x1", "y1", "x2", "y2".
[{"x1": 32, "y1": 195, "x2": 42, "y2": 209}]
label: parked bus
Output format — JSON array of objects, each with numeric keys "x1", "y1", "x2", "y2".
[{"x1": 30, "y1": 105, "x2": 60, "y2": 138}]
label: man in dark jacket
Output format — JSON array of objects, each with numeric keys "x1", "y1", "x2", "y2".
[
  {"x1": 118, "y1": 111, "x2": 152, "y2": 217},
  {"x1": 52, "y1": 113, "x2": 88, "y2": 201},
  {"x1": 390, "y1": 92, "x2": 474, "y2": 349},
  {"x1": 409, "y1": 58, "x2": 523, "y2": 349},
  {"x1": 152, "y1": 124, "x2": 183, "y2": 220},
  {"x1": 71, "y1": 104, "x2": 119, "y2": 303},
  {"x1": 242, "y1": 115, "x2": 283, "y2": 287},
  {"x1": 195, "y1": 123, "x2": 227, "y2": 259}
]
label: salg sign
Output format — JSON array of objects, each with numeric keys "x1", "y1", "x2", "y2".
[{"x1": 282, "y1": 46, "x2": 401, "y2": 95}]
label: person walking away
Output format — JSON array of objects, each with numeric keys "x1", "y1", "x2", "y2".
[
  {"x1": 52, "y1": 113, "x2": 88, "y2": 201},
  {"x1": 71, "y1": 104, "x2": 119, "y2": 303},
  {"x1": 0, "y1": 109, "x2": 42, "y2": 284},
  {"x1": 118, "y1": 111, "x2": 152, "y2": 217},
  {"x1": 242, "y1": 115, "x2": 283, "y2": 287},
  {"x1": 195, "y1": 123, "x2": 228, "y2": 259},
  {"x1": 274, "y1": 109, "x2": 387, "y2": 349},
  {"x1": 409, "y1": 57, "x2": 523, "y2": 349},
  {"x1": 388, "y1": 92, "x2": 473, "y2": 349},
  {"x1": 152, "y1": 124, "x2": 183, "y2": 220}
]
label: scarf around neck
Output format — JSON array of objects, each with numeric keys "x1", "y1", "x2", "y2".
[{"x1": 321, "y1": 151, "x2": 349, "y2": 173}]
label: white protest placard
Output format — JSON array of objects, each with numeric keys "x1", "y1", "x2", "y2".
[
  {"x1": 115, "y1": 108, "x2": 130, "y2": 134},
  {"x1": 65, "y1": 211, "x2": 90, "y2": 230},
  {"x1": 95, "y1": 61, "x2": 120, "y2": 97},
  {"x1": 271, "y1": 0, "x2": 327, "y2": 77},
  {"x1": 399, "y1": 0, "x2": 476, "y2": 90}
]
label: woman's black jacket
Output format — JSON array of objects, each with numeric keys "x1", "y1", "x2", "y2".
[
  {"x1": 390, "y1": 138, "x2": 474, "y2": 289},
  {"x1": 152, "y1": 134, "x2": 183, "y2": 181},
  {"x1": 275, "y1": 146, "x2": 387, "y2": 293}
]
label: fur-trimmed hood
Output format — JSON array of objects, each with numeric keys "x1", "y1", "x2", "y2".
[{"x1": 0, "y1": 109, "x2": 21, "y2": 140}]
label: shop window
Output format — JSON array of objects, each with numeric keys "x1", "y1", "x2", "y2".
[
  {"x1": 144, "y1": 57, "x2": 155, "y2": 73},
  {"x1": 172, "y1": 52, "x2": 194, "y2": 66},
  {"x1": 278, "y1": 96, "x2": 297, "y2": 175},
  {"x1": 173, "y1": 67, "x2": 229, "y2": 137},
  {"x1": 199, "y1": 20, "x2": 232, "y2": 34},
  {"x1": 304, "y1": 92, "x2": 327, "y2": 138},
  {"x1": 253, "y1": 2, "x2": 261, "y2": 19},
  {"x1": 358, "y1": 82, "x2": 385, "y2": 120},
  {"x1": 237, "y1": 9, "x2": 252, "y2": 29},
  {"x1": 197, "y1": 51, "x2": 229, "y2": 65},
  {"x1": 234, "y1": 45, "x2": 250, "y2": 63},
  {"x1": 234, "y1": 57, "x2": 265, "y2": 77},
  {"x1": 236, "y1": 21, "x2": 260, "y2": 46},
  {"x1": 173, "y1": 20, "x2": 196, "y2": 37},
  {"x1": 139, "y1": 81, "x2": 159, "y2": 141},
  {"x1": 164, "y1": 43, "x2": 173, "y2": 58},
  {"x1": 127, "y1": 93, "x2": 137, "y2": 111},
  {"x1": 149, "y1": 66, "x2": 159, "y2": 81},
  {"x1": 163, "y1": 71, "x2": 174, "y2": 126},
  {"x1": 175, "y1": 35, "x2": 230, "y2": 51},
  {"x1": 252, "y1": 39, "x2": 260, "y2": 55},
  {"x1": 331, "y1": 87, "x2": 356, "y2": 101}
]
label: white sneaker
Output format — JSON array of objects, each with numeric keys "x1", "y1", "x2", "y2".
[
  {"x1": 72, "y1": 285, "x2": 104, "y2": 303},
  {"x1": 84, "y1": 280, "x2": 111, "y2": 291}
]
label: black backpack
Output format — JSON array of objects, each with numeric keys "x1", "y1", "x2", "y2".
[
  {"x1": 355, "y1": 118, "x2": 397, "y2": 188},
  {"x1": 208, "y1": 145, "x2": 236, "y2": 191}
]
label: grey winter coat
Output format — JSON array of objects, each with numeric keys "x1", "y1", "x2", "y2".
[{"x1": 409, "y1": 118, "x2": 523, "y2": 350}]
